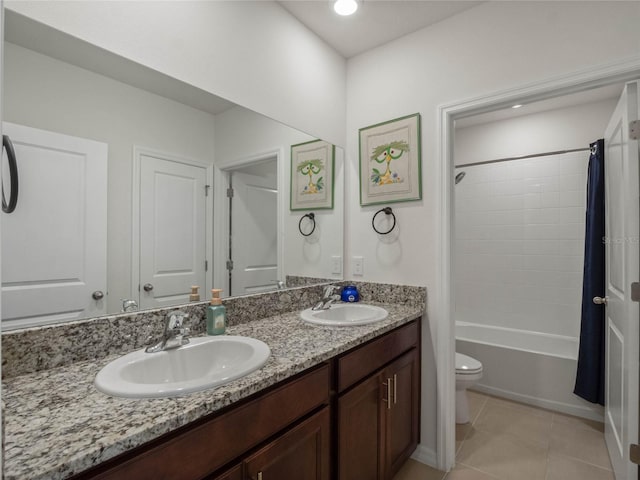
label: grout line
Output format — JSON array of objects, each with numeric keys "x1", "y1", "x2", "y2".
[{"x1": 548, "y1": 452, "x2": 614, "y2": 473}]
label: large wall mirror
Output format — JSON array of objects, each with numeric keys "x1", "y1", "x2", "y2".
[{"x1": 1, "y1": 10, "x2": 344, "y2": 330}]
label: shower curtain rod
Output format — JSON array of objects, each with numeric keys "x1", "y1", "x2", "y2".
[{"x1": 455, "y1": 147, "x2": 591, "y2": 169}]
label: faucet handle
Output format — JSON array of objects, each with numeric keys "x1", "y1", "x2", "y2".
[
  {"x1": 323, "y1": 285, "x2": 340, "y2": 297},
  {"x1": 167, "y1": 310, "x2": 188, "y2": 329}
]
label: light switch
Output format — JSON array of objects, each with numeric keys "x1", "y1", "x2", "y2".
[
  {"x1": 331, "y1": 255, "x2": 342, "y2": 275},
  {"x1": 353, "y1": 256, "x2": 364, "y2": 276}
]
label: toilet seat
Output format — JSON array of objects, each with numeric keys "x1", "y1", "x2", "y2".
[{"x1": 455, "y1": 352, "x2": 482, "y2": 375}]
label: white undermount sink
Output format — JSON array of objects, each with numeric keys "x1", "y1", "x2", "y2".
[
  {"x1": 94, "y1": 336, "x2": 271, "y2": 399},
  {"x1": 300, "y1": 303, "x2": 388, "y2": 327}
]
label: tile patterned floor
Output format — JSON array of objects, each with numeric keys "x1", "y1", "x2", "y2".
[{"x1": 393, "y1": 391, "x2": 614, "y2": 480}]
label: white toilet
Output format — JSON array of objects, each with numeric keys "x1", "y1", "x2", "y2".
[{"x1": 455, "y1": 352, "x2": 483, "y2": 424}]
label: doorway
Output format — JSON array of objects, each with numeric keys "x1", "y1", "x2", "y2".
[
  {"x1": 217, "y1": 151, "x2": 284, "y2": 297},
  {"x1": 437, "y1": 60, "x2": 640, "y2": 474}
]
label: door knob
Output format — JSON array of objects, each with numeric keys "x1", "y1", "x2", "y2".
[
  {"x1": 593, "y1": 296, "x2": 608, "y2": 305},
  {"x1": 143, "y1": 283, "x2": 154, "y2": 292},
  {"x1": 92, "y1": 290, "x2": 104, "y2": 300}
]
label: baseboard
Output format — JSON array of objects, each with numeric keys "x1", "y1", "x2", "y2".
[
  {"x1": 410, "y1": 443, "x2": 438, "y2": 469},
  {"x1": 472, "y1": 384, "x2": 604, "y2": 422}
]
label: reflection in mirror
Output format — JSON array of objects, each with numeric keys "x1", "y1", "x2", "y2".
[{"x1": 1, "y1": 11, "x2": 343, "y2": 330}]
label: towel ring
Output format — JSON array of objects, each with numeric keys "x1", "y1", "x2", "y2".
[
  {"x1": 2, "y1": 135, "x2": 18, "y2": 214},
  {"x1": 372, "y1": 207, "x2": 396, "y2": 235},
  {"x1": 299, "y1": 212, "x2": 316, "y2": 237}
]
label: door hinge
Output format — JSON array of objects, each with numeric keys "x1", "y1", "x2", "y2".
[
  {"x1": 205, "y1": 260, "x2": 208, "y2": 272},
  {"x1": 630, "y1": 443, "x2": 640, "y2": 465},
  {"x1": 631, "y1": 282, "x2": 640, "y2": 302},
  {"x1": 205, "y1": 185, "x2": 211, "y2": 196},
  {"x1": 227, "y1": 187, "x2": 234, "y2": 198},
  {"x1": 226, "y1": 259, "x2": 234, "y2": 271},
  {"x1": 630, "y1": 120, "x2": 640, "y2": 141}
]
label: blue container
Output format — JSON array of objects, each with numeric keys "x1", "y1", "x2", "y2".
[{"x1": 341, "y1": 285, "x2": 360, "y2": 303}]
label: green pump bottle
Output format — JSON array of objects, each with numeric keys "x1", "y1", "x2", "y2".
[{"x1": 207, "y1": 289, "x2": 226, "y2": 335}]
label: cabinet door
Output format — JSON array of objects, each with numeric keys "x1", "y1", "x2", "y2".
[
  {"x1": 244, "y1": 407, "x2": 330, "y2": 480},
  {"x1": 384, "y1": 348, "x2": 419, "y2": 479},
  {"x1": 338, "y1": 371, "x2": 385, "y2": 480},
  {"x1": 211, "y1": 464, "x2": 242, "y2": 480}
]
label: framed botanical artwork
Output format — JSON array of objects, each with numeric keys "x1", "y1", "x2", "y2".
[
  {"x1": 290, "y1": 139, "x2": 335, "y2": 211},
  {"x1": 359, "y1": 113, "x2": 422, "y2": 206}
]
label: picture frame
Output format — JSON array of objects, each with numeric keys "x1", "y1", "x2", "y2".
[
  {"x1": 359, "y1": 113, "x2": 422, "y2": 206},
  {"x1": 290, "y1": 139, "x2": 335, "y2": 211}
]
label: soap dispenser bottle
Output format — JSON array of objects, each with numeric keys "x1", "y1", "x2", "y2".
[{"x1": 207, "y1": 289, "x2": 226, "y2": 335}]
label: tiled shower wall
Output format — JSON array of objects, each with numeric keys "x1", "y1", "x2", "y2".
[{"x1": 454, "y1": 150, "x2": 588, "y2": 338}]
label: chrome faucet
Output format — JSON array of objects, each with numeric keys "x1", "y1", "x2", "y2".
[
  {"x1": 145, "y1": 310, "x2": 190, "y2": 353},
  {"x1": 312, "y1": 285, "x2": 341, "y2": 311}
]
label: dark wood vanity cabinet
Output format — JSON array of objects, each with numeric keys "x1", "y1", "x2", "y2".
[
  {"x1": 74, "y1": 319, "x2": 420, "y2": 480},
  {"x1": 337, "y1": 321, "x2": 420, "y2": 480},
  {"x1": 211, "y1": 408, "x2": 330, "y2": 480},
  {"x1": 243, "y1": 407, "x2": 330, "y2": 480}
]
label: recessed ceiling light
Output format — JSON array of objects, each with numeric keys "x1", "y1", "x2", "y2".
[
  {"x1": 511, "y1": 104, "x2": 523, "y2": 109},
  {"x1": 334, "y1": 0, "x2": 358, "y2": 16}
]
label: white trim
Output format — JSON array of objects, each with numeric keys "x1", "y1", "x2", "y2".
[
  {"x1": 131, "y1": 145, "x2": 214, "y2": 306},
  {"x1": 436, "y1": 55, "x2": 640, "y2": 472},
  {"x1": 410, "y1": 444, "x2": 438, "y2": 468},
  {"x1": 213, "y1": 148, "x2": 285, "y2": 296},
  {"x1": 471, "y1": 385, "x2": 604, "y2": 423}
]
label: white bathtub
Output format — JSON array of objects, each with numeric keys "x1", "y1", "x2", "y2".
[{"x1": 456, "y1": 321, "x2": 603, "y2": 421}]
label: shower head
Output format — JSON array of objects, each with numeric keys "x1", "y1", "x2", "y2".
[{"x1": 455, "y1": 171, "x2": 466, "y2": 185}]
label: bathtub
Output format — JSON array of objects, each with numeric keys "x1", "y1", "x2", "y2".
[{"x1": 456, "y1": 321, "x2": 604, "y2": 421}]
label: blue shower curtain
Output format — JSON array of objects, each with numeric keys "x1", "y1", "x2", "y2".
[{"x1": 574, "y1": 139, "x2": 605, "y2": 405}]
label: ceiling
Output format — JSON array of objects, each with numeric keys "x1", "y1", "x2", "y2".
[
  {"x1": 278, "y1": 1, "x2": 482, "y2": 58},
  {"x1": 455, "y1": 83, "x2": 624, "y2": 129}
]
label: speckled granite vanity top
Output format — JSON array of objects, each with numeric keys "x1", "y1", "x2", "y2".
[{"x1": 3, "y1": 288, "x2": 424, "y2": 480}]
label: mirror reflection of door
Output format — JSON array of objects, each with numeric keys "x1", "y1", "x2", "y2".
[
  {"x1": 136, "y1": 150, "x2": 209, "y2": 310},
  {"x1": 1, "y1": 122, "x2": 108, "y2": 329},
  {"x1": 226, "y1": 158, "x2": 279, "y2": 296}
]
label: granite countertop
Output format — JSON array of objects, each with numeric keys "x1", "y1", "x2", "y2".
[{"x1": 3, "y1": 302, "x2": 422, "y2": 480}]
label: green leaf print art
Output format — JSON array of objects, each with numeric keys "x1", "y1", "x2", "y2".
[
  {"x1": 297, "y1": 158, "x2": 324, "y2": 195},
  {"x1": 370, "y1": 140, "x2": 409, "y2": 186}
]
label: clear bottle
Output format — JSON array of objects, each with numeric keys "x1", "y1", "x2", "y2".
[{"x1": 207, "y1": 288, "x2": 226, "y2": 335}]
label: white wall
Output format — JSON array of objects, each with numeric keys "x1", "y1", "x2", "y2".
[
  {"x1": 214, "y1": 106, "x2": 344, "y2": 284},
  {"x1": 454, "y1": 99, "x2": 617, "y2": 339},
  {"x1": 4, "y1": 42, "x2": 217, "y2": 313},
  {"x1": 346, "y1": 1, "x2": 640, "y2": 460},
  {"x1": 4, "y1": 1, "x2": 347, "y2": 147},
  {"x1": 454, "y1": 151, "x2": 588, "y2": 337}
]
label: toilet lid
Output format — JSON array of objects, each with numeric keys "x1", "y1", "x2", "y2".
[{"x1": 455, "y1": 353, "x2": 482, "y2": 374}]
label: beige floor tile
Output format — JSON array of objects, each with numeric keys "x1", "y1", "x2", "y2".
[
  {"x1": 485, "y1": 396, "x2": 554, "y2": 420},
  {"x1": 457, "y1": 429, "x2": 548, "y2": 480},
  {"x1": 552, "y1": 412, "x2": 605, "y2": 433},
  {"x1": 549, "y1": 422, "x2": 612, "y2": 470},
  {"x1": 546, "y1": 455, "x2": 614, "y2": 480},
  {"x1": 467, "y1": 390, "x2": 489, "y2": 424},
  {"x1": 393, "y1": 458, "x2": 446, "y2": 480},
  {"x1": 474, "y1": 403, "x2": 553, "y2": 448},
  {"x1": 456, "y1": 423, "x2": 474, "y2": 453},
  {"x1": 446, "y1": 464, "x2": 500, "y2": 479}
]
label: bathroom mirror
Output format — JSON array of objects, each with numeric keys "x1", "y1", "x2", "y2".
[{"x1": 1, "y1": 10, "x2": 344, "y2": 329}]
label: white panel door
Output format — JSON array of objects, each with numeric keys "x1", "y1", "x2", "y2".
[
  {"x1": 1, "y1": 122, "x2": 108, "y2": 328},
  {"x1": 604, "y1": 81, "x2": 639, "y2": 480},
  {"x1": 139, "y1": 154, "x2": 206, "y2": 309},
  {"x1": 230, "y1": 165, "x2": 278, "y2": 296}
]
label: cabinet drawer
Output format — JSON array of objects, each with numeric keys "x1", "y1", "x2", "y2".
[
  {"x1": 85, "y1": 364, "x2": 330, "y2": 480},
  {"x1": 337, "y1": 320, "x2": 418, "y2": 392}
]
